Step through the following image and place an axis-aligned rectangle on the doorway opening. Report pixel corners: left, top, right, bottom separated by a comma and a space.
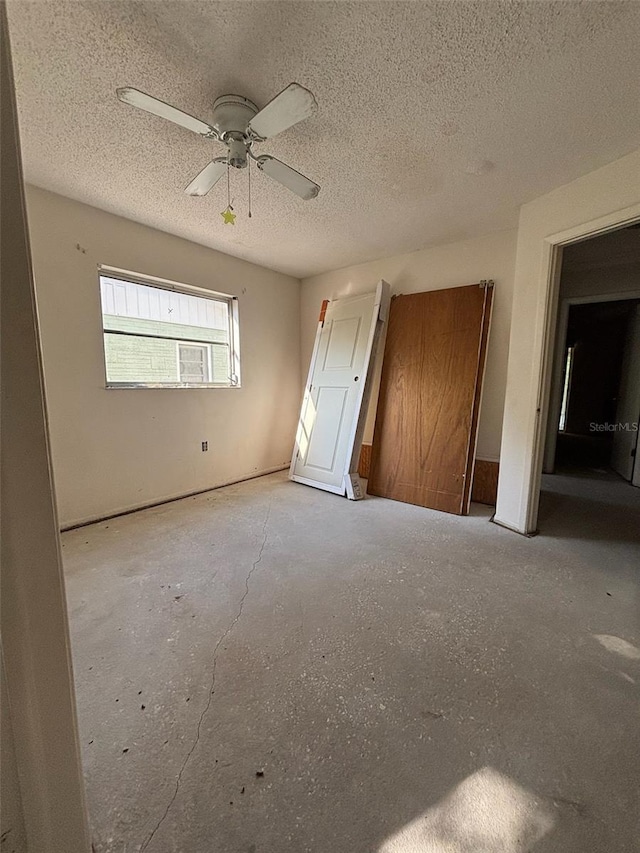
539, 225, 640, 530
553, 299, 640, 476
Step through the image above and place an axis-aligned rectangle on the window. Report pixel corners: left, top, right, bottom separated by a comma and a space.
99, 269, 239, 387
558, 345, 574, 432
178, 343, 209, 383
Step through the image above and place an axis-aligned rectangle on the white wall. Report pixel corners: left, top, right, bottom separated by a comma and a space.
496, 148, 640, 534
301, 229, 517, 463
25, 186, 301, 527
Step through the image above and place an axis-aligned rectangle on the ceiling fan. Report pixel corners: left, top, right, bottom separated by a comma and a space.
116, 83, 320, 202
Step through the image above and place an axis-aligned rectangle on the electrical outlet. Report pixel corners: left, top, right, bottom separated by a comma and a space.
201, 441, 208, 452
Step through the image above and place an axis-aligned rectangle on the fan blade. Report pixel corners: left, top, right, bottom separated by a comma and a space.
184, 159, 227, 196
256, 156, 320, 200
248, 82, 316, 140
117, 87, 216, 137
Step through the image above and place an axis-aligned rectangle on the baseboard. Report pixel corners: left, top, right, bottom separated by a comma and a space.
491, 514, 538, 537
358, 444, 499, 506
60, 464, 290, 531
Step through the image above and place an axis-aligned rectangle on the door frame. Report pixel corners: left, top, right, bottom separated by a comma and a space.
494, 148, 640, 536
508, 207, 640, 534
1, 7, 92, 849
543, 288, 640, 474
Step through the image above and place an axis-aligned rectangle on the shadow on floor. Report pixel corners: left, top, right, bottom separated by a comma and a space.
538, 467, 640, 544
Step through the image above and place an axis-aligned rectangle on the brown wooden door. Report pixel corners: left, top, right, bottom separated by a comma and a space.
368, 283, 493, 515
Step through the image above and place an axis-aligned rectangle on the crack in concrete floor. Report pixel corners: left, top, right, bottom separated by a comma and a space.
65, 471, 639, 853
139, 503, 272, 852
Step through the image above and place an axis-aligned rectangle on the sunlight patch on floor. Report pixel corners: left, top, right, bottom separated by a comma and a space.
594, 634, 640, 660
379, 767, 555, 853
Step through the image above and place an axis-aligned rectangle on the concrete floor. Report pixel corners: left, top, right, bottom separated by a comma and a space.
61, 471, 640, 853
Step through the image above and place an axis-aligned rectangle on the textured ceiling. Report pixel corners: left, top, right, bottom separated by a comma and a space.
7, 1, 640, 278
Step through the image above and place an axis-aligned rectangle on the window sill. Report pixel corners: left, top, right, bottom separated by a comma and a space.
105, 382, 241, 390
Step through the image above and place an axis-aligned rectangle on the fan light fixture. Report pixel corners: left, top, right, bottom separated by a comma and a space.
116, 83, 320, 220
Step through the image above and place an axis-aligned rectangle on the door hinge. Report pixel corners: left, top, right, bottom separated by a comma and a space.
479, 279, 495, 289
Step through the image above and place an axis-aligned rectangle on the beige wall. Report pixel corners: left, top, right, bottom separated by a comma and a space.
25, 186, 301, 527
301, 229, 518, 463
1, 652, 27, 853
496, 147, 640, 534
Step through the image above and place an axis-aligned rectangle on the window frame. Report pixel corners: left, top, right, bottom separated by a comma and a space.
98, 265, 241, 389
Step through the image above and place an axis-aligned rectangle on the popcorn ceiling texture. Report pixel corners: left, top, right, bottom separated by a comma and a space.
7, 0, 640, 278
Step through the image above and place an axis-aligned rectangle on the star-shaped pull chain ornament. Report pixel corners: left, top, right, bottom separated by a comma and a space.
221, 206, 236, 225
220, 161, 238, 224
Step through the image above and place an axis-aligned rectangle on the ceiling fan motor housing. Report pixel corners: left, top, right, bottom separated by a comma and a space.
212, 94, 258, 137
211, 95, 259, 168
225, 135, 248, 169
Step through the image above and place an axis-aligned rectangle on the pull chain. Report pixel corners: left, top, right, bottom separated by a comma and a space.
227, 155, 231, 210
248, 155, 252, 218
